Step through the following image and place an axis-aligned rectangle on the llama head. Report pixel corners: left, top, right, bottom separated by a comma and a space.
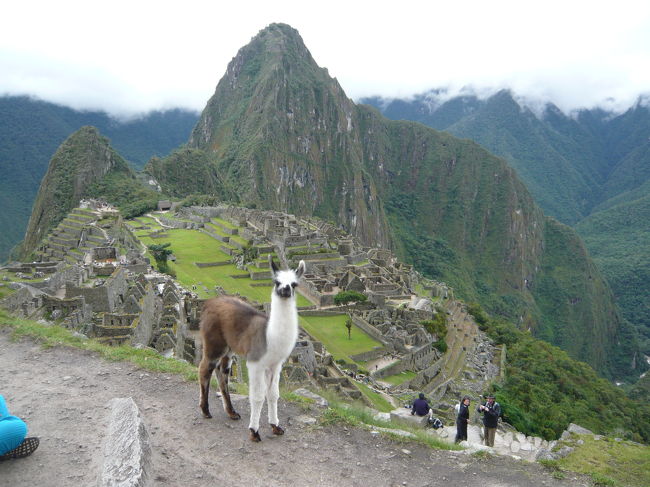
269, 255, 305, 299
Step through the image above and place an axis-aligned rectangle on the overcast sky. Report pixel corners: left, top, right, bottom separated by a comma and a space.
1, 0, 649, 118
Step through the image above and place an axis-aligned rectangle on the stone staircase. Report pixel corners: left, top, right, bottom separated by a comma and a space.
36, 208, 110, 263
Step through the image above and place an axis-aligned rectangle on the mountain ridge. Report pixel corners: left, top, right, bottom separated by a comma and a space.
144, 23, 637, 379
362, 88, 650, 357
0, 95, 198, 261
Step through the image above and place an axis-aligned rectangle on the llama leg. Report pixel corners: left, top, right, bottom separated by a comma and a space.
217, 355, 240, 420
266, 365, 284, 435
198, 357, 216, 418
247, 362, 266, 442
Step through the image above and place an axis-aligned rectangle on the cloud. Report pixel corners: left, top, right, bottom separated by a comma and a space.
1, 0, 649, 116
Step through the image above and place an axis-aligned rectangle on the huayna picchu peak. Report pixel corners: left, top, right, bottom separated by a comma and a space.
20, 127, 132, 258
20, 126, 159, 259
142, 23, 641, 379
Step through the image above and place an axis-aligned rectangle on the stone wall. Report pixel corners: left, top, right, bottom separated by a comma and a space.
0, 286, 44, 316
350, 315, 392, 348
65, 268, 128, 313
30, 264, 88, 294
92, 247, 118, 261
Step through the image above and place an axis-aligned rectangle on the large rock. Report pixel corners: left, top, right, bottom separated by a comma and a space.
390, 407, 429, 428
98, 397, 151, 487
292, 388, 329, 408
567, 423, 594, 435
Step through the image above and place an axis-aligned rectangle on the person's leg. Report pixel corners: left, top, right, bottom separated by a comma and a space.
0, 395, 10, 418
487, 427, 496, 447
0, 416, 28, 455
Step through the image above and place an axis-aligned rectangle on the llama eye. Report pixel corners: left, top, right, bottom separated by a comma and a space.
273, 280, 280, 287
291, 282, 297, 288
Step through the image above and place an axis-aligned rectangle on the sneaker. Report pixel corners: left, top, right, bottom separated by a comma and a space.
0, 437, 40, 460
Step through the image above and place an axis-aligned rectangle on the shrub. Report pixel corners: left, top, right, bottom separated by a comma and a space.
420, 313, 447, 339
433, 339, 448, 353
333, 291, 367, 306
467, 302, 488, 326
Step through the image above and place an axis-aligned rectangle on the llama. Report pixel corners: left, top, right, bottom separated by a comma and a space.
198, 255, 305, 442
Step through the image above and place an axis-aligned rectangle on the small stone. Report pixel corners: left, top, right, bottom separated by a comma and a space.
401, 449, 411, 455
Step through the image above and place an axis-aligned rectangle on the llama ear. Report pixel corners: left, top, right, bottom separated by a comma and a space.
295, 260, 305, 279
269, 254, 279, 275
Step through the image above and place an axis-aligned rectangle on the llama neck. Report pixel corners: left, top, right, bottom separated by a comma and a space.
268, 294, 298, 333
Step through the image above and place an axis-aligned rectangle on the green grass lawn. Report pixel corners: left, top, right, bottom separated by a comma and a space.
133, 226, 310, 305
355, 381, 394, 412
211, 217, 237, 229
205, 222, 250, 246
299, 314, 381, 363
382, 370, 417, 386
555, 435, 650, 487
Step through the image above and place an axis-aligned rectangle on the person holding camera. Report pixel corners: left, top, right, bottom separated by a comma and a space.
477, 394, 500, 447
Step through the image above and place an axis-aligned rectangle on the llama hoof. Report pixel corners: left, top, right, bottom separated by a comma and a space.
228, 411, 241, 420
270, 424, 284, 436
201, 409, 212, 419
249, 428, 262, 442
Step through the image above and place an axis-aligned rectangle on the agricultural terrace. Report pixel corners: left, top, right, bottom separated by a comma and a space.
299, 314, 381, 364
126, 219, 311, 305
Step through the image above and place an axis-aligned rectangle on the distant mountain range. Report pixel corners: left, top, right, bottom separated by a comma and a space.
3, 24, 646, 381
361, 90, 650, 358
0, 95, 198, 260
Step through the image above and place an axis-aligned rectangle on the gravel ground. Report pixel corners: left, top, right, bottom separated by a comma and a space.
0, 329, 592, 487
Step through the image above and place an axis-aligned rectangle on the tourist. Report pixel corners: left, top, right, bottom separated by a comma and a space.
477, 394, 501, 447
0, 394, 39, 460
455, 396, 471, 443
411, 392, 430, 418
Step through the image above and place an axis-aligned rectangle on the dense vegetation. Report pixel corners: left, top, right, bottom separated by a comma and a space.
470, 303, 650, 443
420, 314, 448, 352
85, 171, 159, 219
576, 184, 650, 355
19, 127, 163, 258
364, 90, 650, 361
333, 290, 368, 306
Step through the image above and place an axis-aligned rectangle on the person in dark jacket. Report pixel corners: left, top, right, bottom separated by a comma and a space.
477, 394, 501, 447
455, 396, 471, 443
411, 393, 430, 417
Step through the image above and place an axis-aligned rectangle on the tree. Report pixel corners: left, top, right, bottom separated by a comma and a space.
333, 290, 368, 306
345, 317, 353, 340
148, 243, 173, 273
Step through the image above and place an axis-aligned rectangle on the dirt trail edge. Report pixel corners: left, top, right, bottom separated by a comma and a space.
0, 330, 590, 487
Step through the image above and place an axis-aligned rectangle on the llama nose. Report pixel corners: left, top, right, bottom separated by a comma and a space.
280, 285, 291, 297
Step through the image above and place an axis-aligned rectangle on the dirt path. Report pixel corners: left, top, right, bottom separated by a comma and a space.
0, 330, 591, 487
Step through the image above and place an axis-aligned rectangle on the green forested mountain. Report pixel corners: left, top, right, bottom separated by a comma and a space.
363, 90, 650, 358
19, 126, 158, 258
146, 23, 639, 379
576, 182, 650, 355
0, 96, 198, 261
